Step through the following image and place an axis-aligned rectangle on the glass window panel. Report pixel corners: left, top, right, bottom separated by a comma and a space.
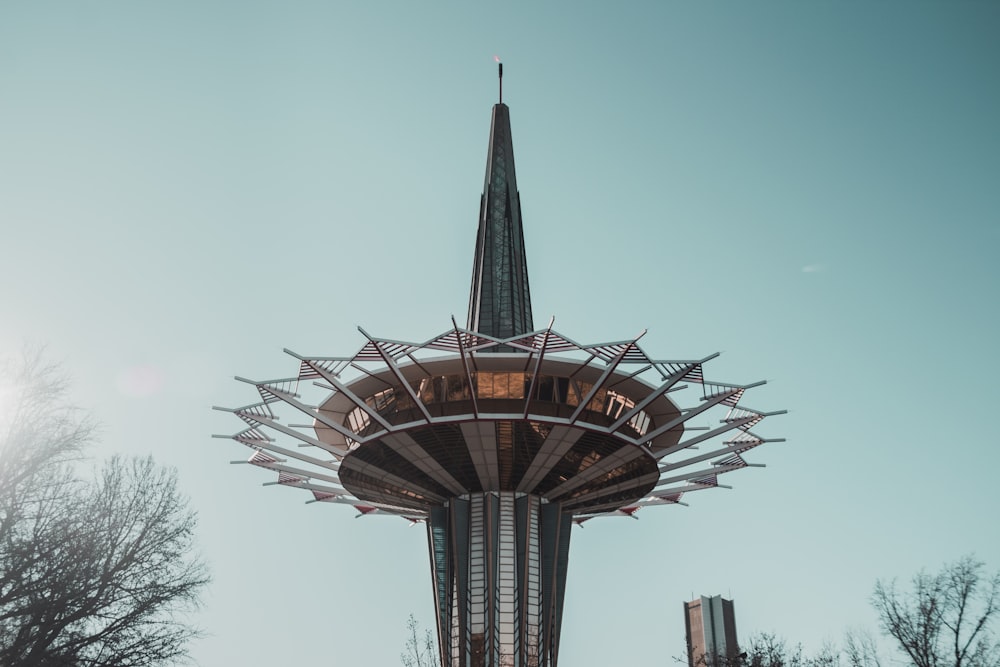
536, 375, 554, 402
418, 378, 434, 404
479, 372, 495, 399
448, 374, 466, 401
509, 373, 526, 399
629, 410, 651, 435
568, 380, 584, 406
587, 387, 608, 413
495, 373, 511, 399
555, 376, 570, 403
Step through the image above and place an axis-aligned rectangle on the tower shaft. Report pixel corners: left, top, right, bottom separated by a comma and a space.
429, 493, 571, 667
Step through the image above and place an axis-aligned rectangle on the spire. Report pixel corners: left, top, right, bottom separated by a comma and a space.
466, 91, 534, 346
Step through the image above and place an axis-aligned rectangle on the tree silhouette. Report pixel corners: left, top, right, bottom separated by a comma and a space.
0, 351, 209, 666
873, 556, 1000, 667
401, 614, 437, 667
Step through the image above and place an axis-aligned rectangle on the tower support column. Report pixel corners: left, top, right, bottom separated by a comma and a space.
428, 492, 572, 667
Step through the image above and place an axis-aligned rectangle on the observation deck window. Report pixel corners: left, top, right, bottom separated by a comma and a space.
343, 371, 654, 438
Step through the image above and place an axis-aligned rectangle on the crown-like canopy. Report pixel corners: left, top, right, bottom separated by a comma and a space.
466, 103, 534, 342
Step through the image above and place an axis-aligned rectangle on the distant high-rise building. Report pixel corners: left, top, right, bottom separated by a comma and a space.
685, 595, 739, 667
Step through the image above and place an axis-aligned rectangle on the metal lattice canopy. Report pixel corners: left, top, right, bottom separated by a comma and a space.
215, 320, 785, 524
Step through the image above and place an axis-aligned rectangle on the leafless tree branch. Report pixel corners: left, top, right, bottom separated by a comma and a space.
0, 352, 209, 666
401, 614, 437, 667
872, 556, 1000, 667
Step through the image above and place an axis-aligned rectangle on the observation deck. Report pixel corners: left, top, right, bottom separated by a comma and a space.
328, 352, 671, 514
225, 323, 777, 524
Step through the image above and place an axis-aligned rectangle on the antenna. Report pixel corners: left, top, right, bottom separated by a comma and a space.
499, 62, 503, 104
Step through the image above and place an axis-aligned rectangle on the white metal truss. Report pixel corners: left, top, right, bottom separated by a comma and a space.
216, 323, 784, 523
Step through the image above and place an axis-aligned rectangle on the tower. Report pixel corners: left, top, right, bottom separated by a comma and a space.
685, 595, 739, 667
218, 68, 783, 667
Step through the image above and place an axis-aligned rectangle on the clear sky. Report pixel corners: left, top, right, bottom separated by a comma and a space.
2, 1, 998, 665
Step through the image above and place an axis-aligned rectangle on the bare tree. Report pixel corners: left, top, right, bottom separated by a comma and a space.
811, 641, 844, 667
843, 628, 883, 667
872, 556, 1000, 667
682, 633, 802, 667
742, 633, 805, 667
686, 632, 863, 667
401, 614, 437, 667
0, 352, 209, 666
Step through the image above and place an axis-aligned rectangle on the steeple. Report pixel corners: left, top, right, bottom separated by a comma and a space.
466, 67, 534, 343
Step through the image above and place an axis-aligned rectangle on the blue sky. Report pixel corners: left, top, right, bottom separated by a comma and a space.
1, 1, 998, 665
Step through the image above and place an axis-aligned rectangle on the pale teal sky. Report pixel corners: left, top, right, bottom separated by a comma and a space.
2, 2, 998, 665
